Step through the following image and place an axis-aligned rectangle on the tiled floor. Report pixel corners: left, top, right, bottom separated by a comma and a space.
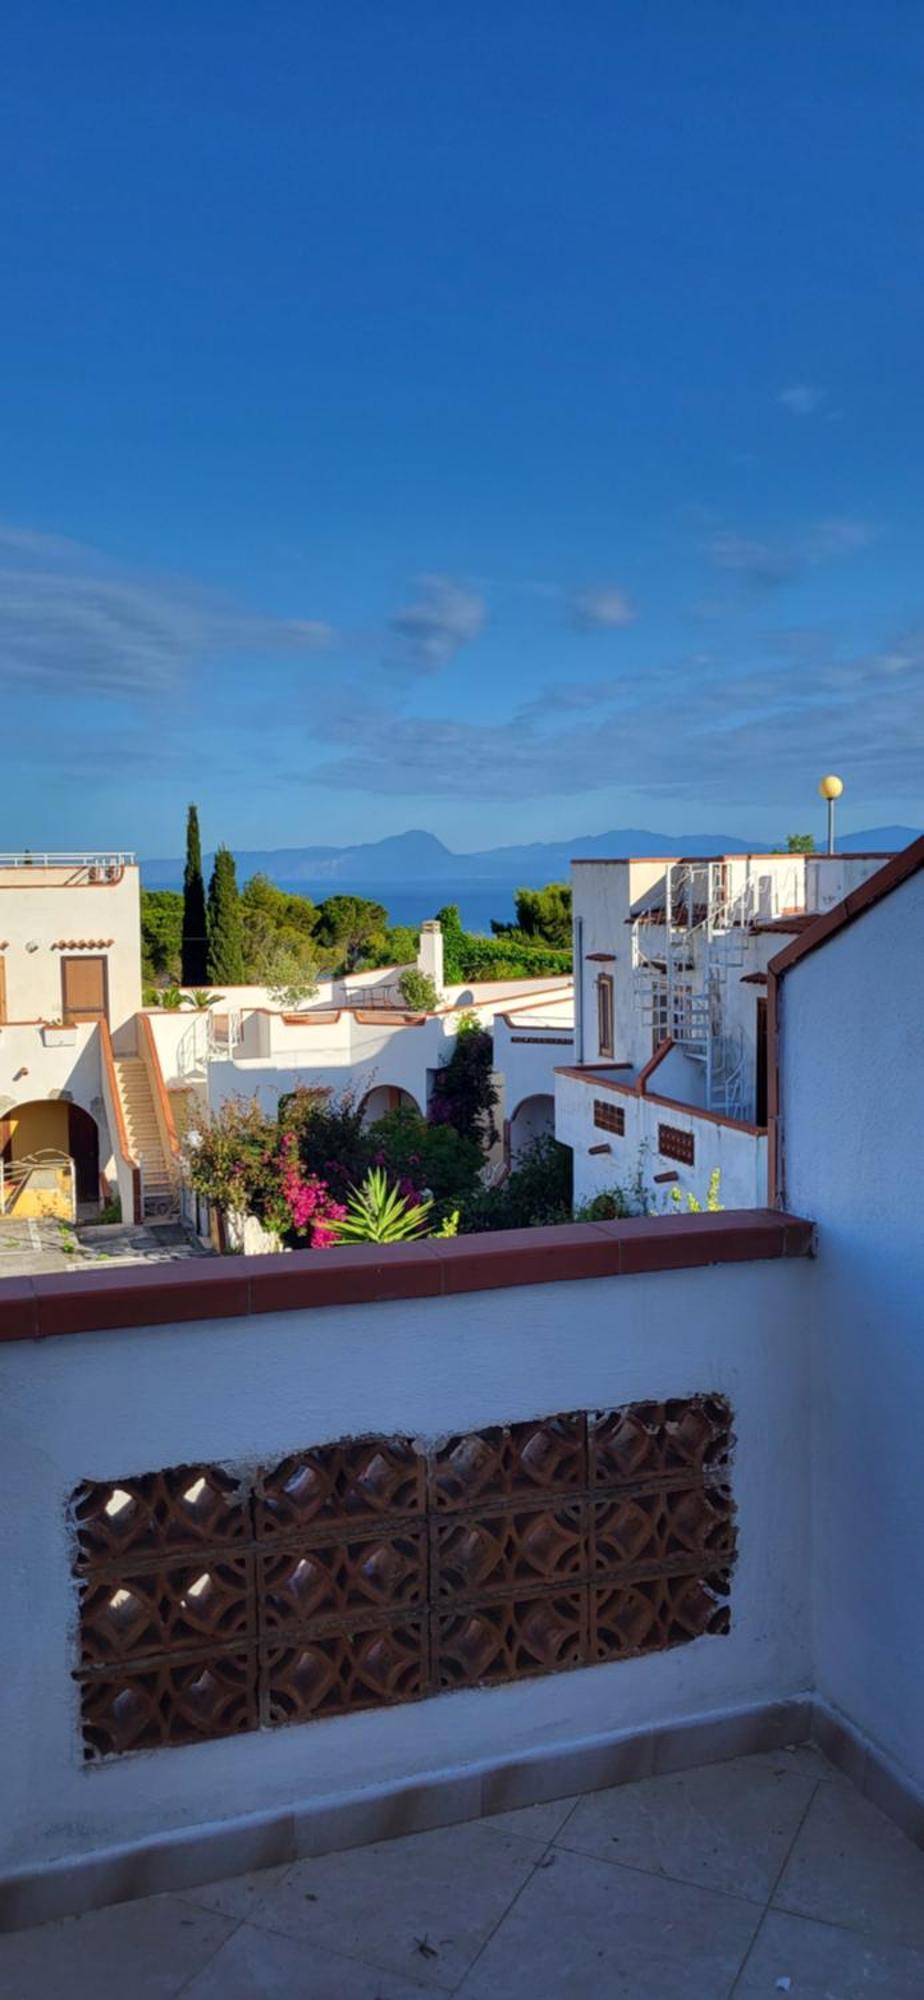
3, 1747, 924, 1998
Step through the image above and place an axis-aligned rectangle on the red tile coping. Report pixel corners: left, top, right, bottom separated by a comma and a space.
555, 1064, 767, 1138
0, 1212, 813, 1344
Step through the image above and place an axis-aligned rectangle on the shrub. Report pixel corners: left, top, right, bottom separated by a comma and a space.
279, 1085, 376, 1203
368, 1105, 482, 1226
460, 1135, 573, 1233
429, 1012, 498, 1147
398, 968, 440, 1012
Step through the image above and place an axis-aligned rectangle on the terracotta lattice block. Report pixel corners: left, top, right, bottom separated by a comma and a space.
591, 1572, 731, 1663
78, 1555, 255, 1665
433, 1503, 585, 1602
437, 1590, 586, 1689
80, 1649, 257, 1758
259, 1529, 426, 1631
71, 1465, 251, 1567
429, 1415, 586, 1512
588, 1396, 732, 1491
591, 1484, 735, 1577
255, 1439, 425, 1538
70, 1394, 736, 1759
263, 1619, 428, 1723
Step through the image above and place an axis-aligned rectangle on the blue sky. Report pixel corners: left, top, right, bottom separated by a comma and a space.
2, 2, 922, 856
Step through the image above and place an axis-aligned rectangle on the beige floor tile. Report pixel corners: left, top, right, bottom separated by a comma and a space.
557, 1751, 818, 1902
0, 1895, 234, 2000
773, 1774, 924, 1948
250, 1817, 546, 1991
183, 1919, 435, 1998
735, 1907, 924, 1997
458, 1842, 760, 1998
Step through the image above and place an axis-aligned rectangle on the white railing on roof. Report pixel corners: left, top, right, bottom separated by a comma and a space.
0, 851, 135, 872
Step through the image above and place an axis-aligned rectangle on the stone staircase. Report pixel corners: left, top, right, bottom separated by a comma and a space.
113, 1056, 177, 1218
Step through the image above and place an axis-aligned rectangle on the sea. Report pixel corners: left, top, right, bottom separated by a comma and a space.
275, 881, 517, 936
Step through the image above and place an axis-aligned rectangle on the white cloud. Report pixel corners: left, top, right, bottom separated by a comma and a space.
778, 384, 827, 416
571, 586, 637, 630
706, 517, 877, 589
388, 574, 486, 672
0, 525, 334, 699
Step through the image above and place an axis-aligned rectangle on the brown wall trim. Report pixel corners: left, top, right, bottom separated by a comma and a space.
555, 1065, 767, 1138
0, 1211, 813, 1345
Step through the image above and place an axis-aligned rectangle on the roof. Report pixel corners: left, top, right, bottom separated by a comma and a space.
768, 836, 924, 979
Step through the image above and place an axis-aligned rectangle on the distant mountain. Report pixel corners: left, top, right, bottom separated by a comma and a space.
141, 823, 922, 892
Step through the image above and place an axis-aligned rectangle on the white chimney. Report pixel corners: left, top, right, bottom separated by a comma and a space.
417, 920, 444, 993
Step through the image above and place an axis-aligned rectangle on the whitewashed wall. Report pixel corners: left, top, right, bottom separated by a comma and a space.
0, 1257, 811, 1874
779, 867, 924, 1794
0, 866, 142, 1029
556, 1072, 766, 1211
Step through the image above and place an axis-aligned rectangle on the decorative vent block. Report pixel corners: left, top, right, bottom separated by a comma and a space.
658, 1123, 696, 1166
593, 1099, 626, 1136
70, 1396, 736, 1758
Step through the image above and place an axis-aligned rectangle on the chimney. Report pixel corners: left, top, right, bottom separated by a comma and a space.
417, 919, 444, 993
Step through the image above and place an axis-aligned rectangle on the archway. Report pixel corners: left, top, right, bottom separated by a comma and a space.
0, 1099, 100, 1212
358, 1084, 418, 1128
508, 1093, 556, 1165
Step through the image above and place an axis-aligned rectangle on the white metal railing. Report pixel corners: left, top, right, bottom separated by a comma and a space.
0, 851, 135, 878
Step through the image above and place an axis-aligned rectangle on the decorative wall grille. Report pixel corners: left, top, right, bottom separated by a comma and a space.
70, 1396, 735, 1758
593, 1099, 626, 1136
658, 1123, 696, 1166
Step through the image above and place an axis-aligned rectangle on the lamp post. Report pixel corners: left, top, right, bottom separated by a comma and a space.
818, 774, 844, 855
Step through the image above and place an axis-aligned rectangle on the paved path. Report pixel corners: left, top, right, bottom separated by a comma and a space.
2, 1746, 923, 1995
0, 1217, 209, 1277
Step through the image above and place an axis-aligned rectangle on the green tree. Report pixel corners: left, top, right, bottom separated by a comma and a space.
141, 888, 183, 984
182, 804, 209, 985
314, 894, 389, 971
207, 845, 244, 983
429, 1012, 498, 1146
493, 882, 572, 948
784, 833, 816, 854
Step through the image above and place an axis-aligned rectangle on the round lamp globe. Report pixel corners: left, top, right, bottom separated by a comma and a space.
818, 774, 844, 800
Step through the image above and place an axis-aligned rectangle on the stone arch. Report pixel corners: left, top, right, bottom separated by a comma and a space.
508, 1092, 556, 1165
358, 1084, 420, 1128
0, 1097, 101, 1208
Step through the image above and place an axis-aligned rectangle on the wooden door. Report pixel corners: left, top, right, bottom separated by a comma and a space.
61, 955, 109, 1025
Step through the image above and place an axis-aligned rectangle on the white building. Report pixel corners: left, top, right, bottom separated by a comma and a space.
558, 849, 896, 1211
0, 855, 573, 1226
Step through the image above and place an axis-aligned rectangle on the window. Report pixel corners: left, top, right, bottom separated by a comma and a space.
596, 974, 614, 1058
658, 1123, 695, 1165
594, 1099, 625, 1135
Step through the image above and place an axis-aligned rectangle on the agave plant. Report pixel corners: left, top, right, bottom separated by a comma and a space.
332, 1167, 458, 1244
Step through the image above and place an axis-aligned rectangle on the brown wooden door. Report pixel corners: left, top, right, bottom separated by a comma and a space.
61, 956, 109, 1025
0, 956, 6, 1022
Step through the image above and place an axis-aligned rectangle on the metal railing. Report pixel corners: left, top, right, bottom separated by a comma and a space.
0, 1149, 76, 1217
0, 851, 135, 868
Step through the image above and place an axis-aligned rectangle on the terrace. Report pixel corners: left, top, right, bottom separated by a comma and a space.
0, 1171, 922, 1994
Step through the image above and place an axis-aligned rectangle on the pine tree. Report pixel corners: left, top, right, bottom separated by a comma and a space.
181, 804, 208, 984
207, 845, 244, 983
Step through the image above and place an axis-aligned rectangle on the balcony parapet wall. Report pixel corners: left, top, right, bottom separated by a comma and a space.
0, 1210, 812, 1343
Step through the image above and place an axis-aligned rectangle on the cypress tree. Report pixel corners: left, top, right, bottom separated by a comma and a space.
207, 845, 244, 983
181, 804, 208, 984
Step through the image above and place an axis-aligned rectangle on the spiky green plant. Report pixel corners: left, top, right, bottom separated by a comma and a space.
331, 1168, 451, 1244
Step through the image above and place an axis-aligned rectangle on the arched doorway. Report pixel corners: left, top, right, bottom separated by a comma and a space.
508, 1093, 556, 1165
0, 1099, 100, 1212
358, 1084, 418, 1128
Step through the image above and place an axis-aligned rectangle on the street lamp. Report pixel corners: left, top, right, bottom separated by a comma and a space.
818, 774, 844, 855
